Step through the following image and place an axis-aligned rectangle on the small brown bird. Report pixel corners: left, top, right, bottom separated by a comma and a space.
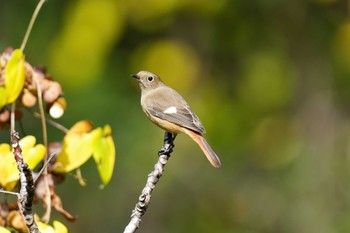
132, 71, 221, 168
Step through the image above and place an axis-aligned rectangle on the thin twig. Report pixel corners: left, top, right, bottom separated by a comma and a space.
33, 111, 69, 133
32, 76, 51, 222
11, 131, 41, 233
33, 78, 48, 159
34, 153, 57, 183
19, 0, 51, 222
20, 0, 46, 51
0, 189, 20, 197
123, 132, 175, 233
10, 103, 16, 133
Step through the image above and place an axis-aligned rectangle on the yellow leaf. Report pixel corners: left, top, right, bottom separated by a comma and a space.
5, 49, 25, 103
0, 143, 10, 153
37, 220, 68, 233
0, 137, 45, 190
25, 144, 46, 169
0, 86, 7, 109
0, 226, 11, 233
54, 120, 95, 173
20, 136, 46, 169
68, 120, 93, 134
19, 135, 37, 151
92, 125, 116, 186
53, 220, 68, 233
38, 222, 55, 233
0, 143, 20, 190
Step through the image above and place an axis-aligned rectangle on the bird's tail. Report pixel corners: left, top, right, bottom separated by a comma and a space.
184, 129, 221, 168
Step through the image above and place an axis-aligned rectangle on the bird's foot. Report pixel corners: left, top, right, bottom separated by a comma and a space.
158, 132, 175, 156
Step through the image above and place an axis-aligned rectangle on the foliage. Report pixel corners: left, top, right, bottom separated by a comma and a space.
0, 3, 116, 231
54, 121, 115, 187
0, 135, 45, 190
2, 0, 350, 232
0, 46, 116, 231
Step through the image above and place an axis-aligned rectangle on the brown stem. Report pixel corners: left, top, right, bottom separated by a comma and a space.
123, 132, 174, 233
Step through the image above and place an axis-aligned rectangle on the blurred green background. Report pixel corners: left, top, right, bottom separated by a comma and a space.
2, 0, 350, 232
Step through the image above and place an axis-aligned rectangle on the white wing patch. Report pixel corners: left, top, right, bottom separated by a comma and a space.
163, 106, 177, 114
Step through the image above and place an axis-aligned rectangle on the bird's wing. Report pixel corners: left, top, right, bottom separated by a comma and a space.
144, 87, 206, 134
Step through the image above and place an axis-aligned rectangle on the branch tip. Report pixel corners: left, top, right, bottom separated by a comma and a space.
123, 131, 175, 233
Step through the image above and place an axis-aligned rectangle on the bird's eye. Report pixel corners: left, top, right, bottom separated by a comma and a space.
147, 76, 154, 82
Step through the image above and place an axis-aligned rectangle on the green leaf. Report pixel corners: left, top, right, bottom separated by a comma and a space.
5, 49, 25, 103
92, 125, 115, 187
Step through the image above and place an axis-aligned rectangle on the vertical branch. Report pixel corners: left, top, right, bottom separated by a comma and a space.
32, 78, 48, 159
20, 0, 46, 51
123, 132, 175, 233
11, 131, 41, 233
33, 76, 51, 223
11, 0, 46, 137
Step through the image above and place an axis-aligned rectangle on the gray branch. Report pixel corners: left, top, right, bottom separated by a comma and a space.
123, 132, 175, 233
11, 131, 41, 233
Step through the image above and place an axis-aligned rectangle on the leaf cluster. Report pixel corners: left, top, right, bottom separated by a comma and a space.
0, 34, 116, 233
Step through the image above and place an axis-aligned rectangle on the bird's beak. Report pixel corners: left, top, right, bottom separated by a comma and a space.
131, 74, 139, 80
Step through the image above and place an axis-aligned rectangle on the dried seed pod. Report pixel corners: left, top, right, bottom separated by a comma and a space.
21, 90, 37, 107
7, 211, 27, 232
0, 108, 10, 122
49, 97, 66, 119
38, 76, 50, 92
44, 81, 62, 103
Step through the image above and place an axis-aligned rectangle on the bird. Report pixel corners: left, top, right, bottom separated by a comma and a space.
132, 70, 221, 168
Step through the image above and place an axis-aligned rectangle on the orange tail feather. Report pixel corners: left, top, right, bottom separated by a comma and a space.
184, 129, 221, 168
